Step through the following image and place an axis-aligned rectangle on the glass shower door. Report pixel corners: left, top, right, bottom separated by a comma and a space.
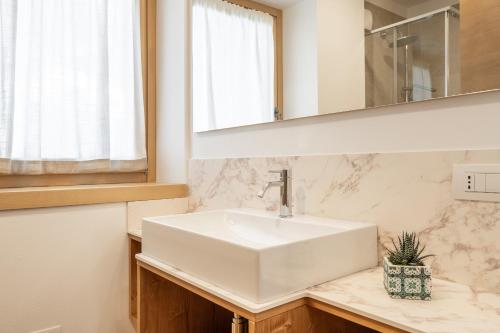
365, 8, 460, 108
365, 29, 396, 108
395, 13, 446, 103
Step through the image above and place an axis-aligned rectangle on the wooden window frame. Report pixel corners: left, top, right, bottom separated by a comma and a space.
222, 0, 284, 120
0, 0, 157, 189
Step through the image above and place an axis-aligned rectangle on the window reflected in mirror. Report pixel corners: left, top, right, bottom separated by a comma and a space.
192, 0, 282, 132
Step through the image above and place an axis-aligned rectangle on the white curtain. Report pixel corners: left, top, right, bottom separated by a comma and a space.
0, 0, 146, 175
192, 0, 275, 132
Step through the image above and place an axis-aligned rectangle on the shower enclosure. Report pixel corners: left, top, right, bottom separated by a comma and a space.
365, 6, 460, 108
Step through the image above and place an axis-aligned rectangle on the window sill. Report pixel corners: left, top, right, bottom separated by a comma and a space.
0, 183, 188, 211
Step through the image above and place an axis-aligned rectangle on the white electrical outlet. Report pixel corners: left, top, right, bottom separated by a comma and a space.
453, 164, 500, 202
464, 172, 474, 192
31, 326, 61, 333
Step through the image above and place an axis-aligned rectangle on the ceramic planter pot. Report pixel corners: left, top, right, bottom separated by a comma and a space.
383, 257, 432, 300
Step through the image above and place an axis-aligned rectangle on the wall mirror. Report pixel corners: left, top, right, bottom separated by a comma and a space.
191, 0, 500, 132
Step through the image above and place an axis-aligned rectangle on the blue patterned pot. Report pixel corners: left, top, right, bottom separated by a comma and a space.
383, 257, 432, 300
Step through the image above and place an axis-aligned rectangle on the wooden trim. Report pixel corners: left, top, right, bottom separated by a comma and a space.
0, 172, 147, 189
0, 1, 157, 189
0, 183, 188, 211
223, 0, 281, 17
129, 237, 142, 330
141, 0, 148, 104
254, 298, 306, 322
274, 13, 283, 120
144, 0, 157, 182
307, 299, 408, 333
137, 260, 143, 333
248, 305, 379, 333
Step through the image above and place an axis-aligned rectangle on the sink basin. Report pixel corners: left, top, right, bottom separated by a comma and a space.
142, 209, 377, 303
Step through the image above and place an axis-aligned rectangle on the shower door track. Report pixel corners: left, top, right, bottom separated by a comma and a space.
367, 5, 459, 35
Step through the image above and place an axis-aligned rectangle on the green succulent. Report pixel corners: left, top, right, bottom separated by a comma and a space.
387, 232, 434, 266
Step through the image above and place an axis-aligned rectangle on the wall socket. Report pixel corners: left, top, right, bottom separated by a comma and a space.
31, 326, 61, 333
464, 173, 475, 192
453, 164, 500, 202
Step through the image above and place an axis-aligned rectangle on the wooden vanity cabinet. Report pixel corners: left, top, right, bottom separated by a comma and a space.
129, 234, 142, 327
129, 235, 406, 333
138, 264, 234, 332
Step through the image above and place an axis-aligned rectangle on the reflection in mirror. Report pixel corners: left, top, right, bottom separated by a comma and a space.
192, 0, 500, 132
192, 0, 282, 132
365, 1, 460, 108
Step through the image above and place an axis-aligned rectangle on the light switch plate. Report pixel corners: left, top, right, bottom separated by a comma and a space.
474, 173, 487, 192
453, 164, 500, 202
486, 174, 500, 193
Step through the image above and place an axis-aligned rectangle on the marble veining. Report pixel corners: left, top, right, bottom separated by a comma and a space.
189, 150, 500, 293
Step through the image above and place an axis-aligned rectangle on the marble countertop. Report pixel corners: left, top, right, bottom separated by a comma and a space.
128, 229, 142, 239
309, 268, 500, 333
137, 254, 500, 333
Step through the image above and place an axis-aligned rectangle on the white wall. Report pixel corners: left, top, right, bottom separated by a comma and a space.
127, 198, 189, 231
365, 0, 408, 18
192, 90, 500, 159
156, 0, 190, 183
283, 0, 365, 119
316, 0, 365, 114
0, 204, 134, 333
283, 0, 318, 119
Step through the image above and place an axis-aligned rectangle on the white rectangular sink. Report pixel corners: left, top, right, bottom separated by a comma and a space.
142, 209, 377, 303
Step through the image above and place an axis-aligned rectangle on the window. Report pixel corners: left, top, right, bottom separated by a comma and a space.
0, 0, 157, 188
192, 0, 283, 132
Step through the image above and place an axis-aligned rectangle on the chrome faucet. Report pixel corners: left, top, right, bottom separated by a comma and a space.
258, 169, 292, 218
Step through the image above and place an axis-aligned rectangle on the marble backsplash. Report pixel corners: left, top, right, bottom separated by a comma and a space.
188, 150, 500, 293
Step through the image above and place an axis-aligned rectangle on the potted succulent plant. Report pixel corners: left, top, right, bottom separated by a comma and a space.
384, 232, 434, 300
